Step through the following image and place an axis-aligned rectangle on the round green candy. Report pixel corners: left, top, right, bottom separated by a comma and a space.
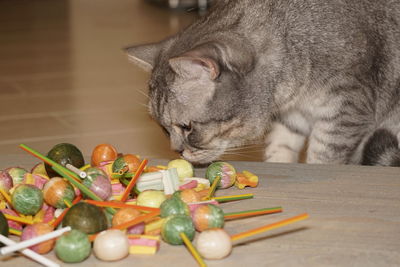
161, 215, 195, 245
62, 202, 108, 234
11, 184, 43, 215
45, 143, 85, 177
205, 162, 236, 189
160, 197, 190, 218
55, 229, 91, 263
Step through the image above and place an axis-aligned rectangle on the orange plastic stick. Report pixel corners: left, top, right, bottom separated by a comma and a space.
224, 207, 283, 220
120, 159, 148, 202
89, 210, 159, 242
230, 213, 309, 241
84, 200, 160, 212
51, 195, 82, 228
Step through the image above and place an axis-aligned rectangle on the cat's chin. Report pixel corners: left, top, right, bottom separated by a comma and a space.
181, 149, 222, 166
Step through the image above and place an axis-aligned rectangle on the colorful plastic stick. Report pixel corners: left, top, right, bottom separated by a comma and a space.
9, 227, 22, 236
65, 163, 87, 179
230, 213, 309, 241
52, 165, 116, 215
205, 176, 221, 200
0, 226, 71, 255
120, 159, 148, 202
0, 234, 59, 267
212, 193, 254, 203
84, 199, 160, 212
180, 232, 207, 267
0, 188, 11, 204
89, 210, 160, 241
19, 144, 80, 182
224, 207, 283, 220
51, 195, 82, 228
4, 214, 34, 225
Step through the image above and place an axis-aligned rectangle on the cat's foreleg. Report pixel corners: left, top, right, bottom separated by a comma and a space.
264, 122, 306, 163
306, 120, 369, 164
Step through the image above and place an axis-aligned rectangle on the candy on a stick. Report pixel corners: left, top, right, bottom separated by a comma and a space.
173, 189, 201, 203
42, 177, 75, 209
112, 208, 145, 235
160, 197, 190, 218
205, 162, 236, 189
112, 154, 141, 174
82, 167, 112, 201
192, 204, 224, 232
136, 190, 166, 208
0, 234, 59, 267
44, 143, 85, 178
3, 167, 27, 186
11, 184, 43, 215
52, 165, 116, 215
21, 222, 55, 254
0, 226, 71, 256
55, 229, 91, 263
161, 215, 195, 245
62, 202, 108, 235
93, 229, 129, 261
196, 228, 232, 260
0, 170, 13, 199
167, 159, 194, 181
91, 144, 118, 167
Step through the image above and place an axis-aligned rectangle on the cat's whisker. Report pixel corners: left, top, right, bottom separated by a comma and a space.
136, 88, 150, 99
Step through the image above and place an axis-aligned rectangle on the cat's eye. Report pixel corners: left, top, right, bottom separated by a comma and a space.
179, 123, 192, 132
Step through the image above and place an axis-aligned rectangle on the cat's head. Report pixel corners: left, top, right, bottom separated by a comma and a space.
125, 39, 265, 164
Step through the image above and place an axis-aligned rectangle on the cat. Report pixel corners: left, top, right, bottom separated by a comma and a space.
125, 0, 400, 166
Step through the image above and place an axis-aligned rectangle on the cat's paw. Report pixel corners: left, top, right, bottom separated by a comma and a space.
264, 147, 299, 163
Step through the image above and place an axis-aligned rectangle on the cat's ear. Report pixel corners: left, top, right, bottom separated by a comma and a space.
168, 56, 220, 80
124, 39, 171, 71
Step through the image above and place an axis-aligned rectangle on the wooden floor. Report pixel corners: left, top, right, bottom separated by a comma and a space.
0, 0, 264, 161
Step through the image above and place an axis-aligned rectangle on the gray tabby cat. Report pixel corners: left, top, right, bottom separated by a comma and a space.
126, 0, 400, 166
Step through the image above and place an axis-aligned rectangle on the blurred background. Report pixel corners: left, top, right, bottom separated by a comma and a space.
0, 0, 264, 161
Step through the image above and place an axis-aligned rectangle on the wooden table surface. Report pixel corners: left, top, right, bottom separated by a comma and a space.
1, 155, 399, 267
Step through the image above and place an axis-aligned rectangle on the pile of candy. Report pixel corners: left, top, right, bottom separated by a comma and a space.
0, 143, 308, 267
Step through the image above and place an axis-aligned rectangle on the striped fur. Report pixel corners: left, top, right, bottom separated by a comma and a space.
126, 0, 400, 165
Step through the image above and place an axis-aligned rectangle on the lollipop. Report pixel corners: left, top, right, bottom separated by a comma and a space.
192, 204, 224, 232
160, 197, 190, 218
167, 159, 194, 180
0, 209, 23, 231
161, 215, 195, 245
62, 202, 108, 234
11, 184, 43, 215
44, 143, 85, 178
205, 162, 236, 189
0, 170, 13, 200
136, 190, 166, 208
3, 167, 28, 186
196, 228, 232, 259
173, 189, 201, 204
112, 154, 141, 174
55, 229, 91, 263
42, 177, 75, 208
21, 222, 55, 254
112, 207, 145, 234
93, 229, 129, 261
91, 144, 118, 167
82, 167, 112, 201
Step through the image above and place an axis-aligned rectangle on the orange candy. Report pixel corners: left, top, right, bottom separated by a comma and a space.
180, 189, 201, 203
123, 154, 141, 173
21, 222, 55, 254
91, 144, 118, 166
112, 207, 141, 227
